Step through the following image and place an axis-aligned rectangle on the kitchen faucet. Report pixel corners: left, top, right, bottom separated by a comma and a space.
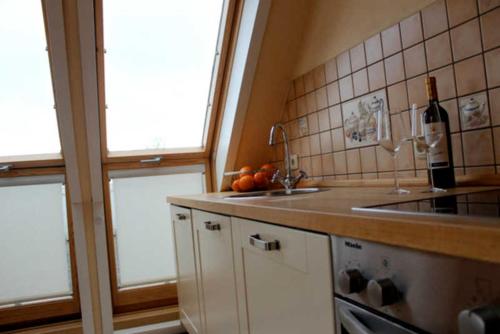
268, 123, 308, 193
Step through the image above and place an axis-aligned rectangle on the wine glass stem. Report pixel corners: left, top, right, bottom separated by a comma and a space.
393, 154, 400, 190
427, 151, 435, 191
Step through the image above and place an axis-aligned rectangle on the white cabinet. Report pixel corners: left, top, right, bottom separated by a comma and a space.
192, 210, 240, 334
171, 206, 335, 334
171, 206, 203, 334
231, 217, 335, 334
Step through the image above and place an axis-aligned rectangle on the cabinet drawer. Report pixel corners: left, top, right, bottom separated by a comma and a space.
233, 217, 308, 273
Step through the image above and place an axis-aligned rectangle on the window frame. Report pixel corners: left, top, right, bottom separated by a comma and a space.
95, 0, 241, 313
95, 0, 238, 164
102, 160, 212, 313
0, 168, 80, 331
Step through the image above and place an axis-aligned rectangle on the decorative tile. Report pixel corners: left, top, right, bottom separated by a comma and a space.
465, 166, 496, 175
481, 7, 500, 50
315, 87, 328, 110
454, 55, 487, 96
350, 43, 366, 72
329, 105, 343, 128
348, 173, 362, 180
318, 109, 330, 132
333, 151, 347, 174
365, 34, 383, 65
489, 88, 500, 125
400, 13, 423, 48
346, 149, 362, 173
342, 89, 386, 149
353, 69, 369, 97
287, 100, 297, 120
403, 43, 427, 78
337, 51, 351, 78
478, 0, 500, 13
299, 156, 312, 174
462, 129, 495, 165
385, 52, 405, 85
307, 113, 319, 134
327, 82, 341, 106
388, 81, 409, 113
325, 57, 338, 83
485, 48, 500, 88
339, 75, 354, 101
376, 145, 395, 171
459, 92, 490, 130
446, 0, 478, 27
331, 128, 345, 152
382, 24, 402, 57
429, 65, 456, 101
367, 61, 386, 91
304, 70, 315, 93
298, 116, 309, 136
421, 0, 448, 39
407, 74, 428, 108
360, 146, 377, 173
291, 138, 300, 156
362, 172, 378, 179
320, 130, 333, 153
425, 31, 452, 71
450, 19, 482, 62
313, 65, 326, 89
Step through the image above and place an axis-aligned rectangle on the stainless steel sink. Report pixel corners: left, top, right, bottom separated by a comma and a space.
225, 188, 325, 199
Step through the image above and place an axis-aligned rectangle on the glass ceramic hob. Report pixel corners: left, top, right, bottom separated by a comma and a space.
353, 189, 500, 219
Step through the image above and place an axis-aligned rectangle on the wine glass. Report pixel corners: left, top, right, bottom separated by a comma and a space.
377, 108, 411, 194
410, 104, 446, 193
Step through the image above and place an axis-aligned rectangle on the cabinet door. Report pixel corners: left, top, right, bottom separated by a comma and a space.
193, 210, 240, 334
232, 217, 335, 334
171, 206, 203, 334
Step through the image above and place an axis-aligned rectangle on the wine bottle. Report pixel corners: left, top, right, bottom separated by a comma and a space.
423, 77, 456, 188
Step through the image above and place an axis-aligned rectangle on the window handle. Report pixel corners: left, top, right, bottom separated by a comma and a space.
0, 164, 12, 172
140, 157, 162, 164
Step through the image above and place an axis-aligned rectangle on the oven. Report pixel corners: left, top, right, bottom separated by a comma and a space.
331, 235, 500, 334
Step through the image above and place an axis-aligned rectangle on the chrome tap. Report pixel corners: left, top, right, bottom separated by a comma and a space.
268, 123, 308, 193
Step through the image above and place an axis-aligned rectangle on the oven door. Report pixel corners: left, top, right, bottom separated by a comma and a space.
335, 298, 419, 334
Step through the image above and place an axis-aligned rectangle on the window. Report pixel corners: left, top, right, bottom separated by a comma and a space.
0, 1, 79, 330
0, 0, 61, 160
96, 0, 237, 313
102, 0, 226, 153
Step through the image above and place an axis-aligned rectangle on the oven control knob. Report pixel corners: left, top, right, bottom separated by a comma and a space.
367, 278, 400, 307
338, 269, 367, 294
458, 305, 500, 334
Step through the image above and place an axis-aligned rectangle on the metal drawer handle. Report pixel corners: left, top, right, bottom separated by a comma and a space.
204, 221, 221, 231
0, 164, 12, 172
249, 234, 280, 251
176, 213, 187, 220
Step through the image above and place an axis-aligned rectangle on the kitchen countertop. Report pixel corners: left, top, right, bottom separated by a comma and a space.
167, 186, 500, 264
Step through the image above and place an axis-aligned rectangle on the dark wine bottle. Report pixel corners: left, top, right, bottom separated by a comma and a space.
423, 77, 456, 189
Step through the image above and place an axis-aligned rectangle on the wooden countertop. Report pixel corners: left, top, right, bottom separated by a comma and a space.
167, 186, 500, 264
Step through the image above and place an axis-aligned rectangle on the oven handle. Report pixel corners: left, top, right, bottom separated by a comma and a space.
339, 307, 374, 334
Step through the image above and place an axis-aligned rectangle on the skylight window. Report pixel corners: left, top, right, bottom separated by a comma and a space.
103, 0, 225, 152
0, 0, 61, 158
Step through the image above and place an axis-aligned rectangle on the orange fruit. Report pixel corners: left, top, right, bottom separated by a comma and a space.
232, 179, 241, 192
260, 163, 275, 179
254, 172, 269, 189
239, 165, 254, 178
238, 175, 255, 192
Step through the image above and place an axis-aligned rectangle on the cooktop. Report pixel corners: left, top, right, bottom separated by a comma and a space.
353, 189, 500, 219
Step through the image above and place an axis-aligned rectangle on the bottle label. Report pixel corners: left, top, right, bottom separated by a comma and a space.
424, 122, 449, 169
